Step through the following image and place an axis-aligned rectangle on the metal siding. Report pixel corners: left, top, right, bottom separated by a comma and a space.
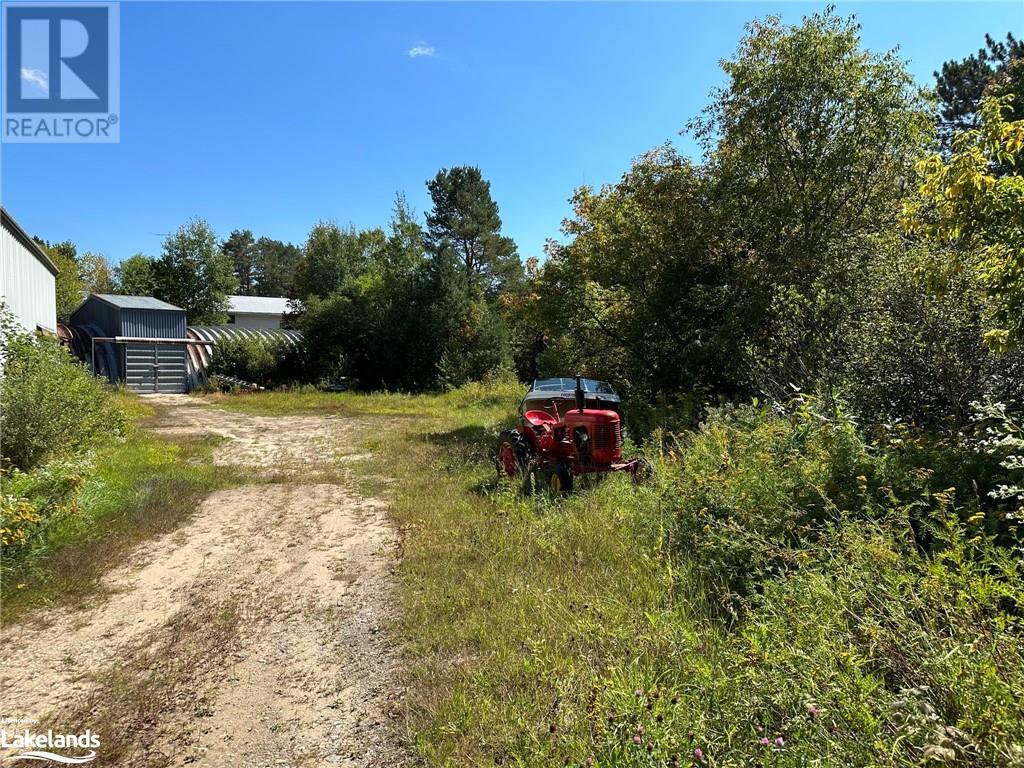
229, 312, 282, 330
1, 220, 57, 332
69, 296, 120, 336
119, 307, 187, 338
69, 296, 189, 390
124, 344, 155, 391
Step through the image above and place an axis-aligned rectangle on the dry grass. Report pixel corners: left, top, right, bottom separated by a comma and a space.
59, 596, 243, 767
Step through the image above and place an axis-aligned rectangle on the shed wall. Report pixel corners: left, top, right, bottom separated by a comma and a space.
69, 297, 120, 336
1, 221, 57, 333
120, 307, 187, 337
229, 312, 282, 330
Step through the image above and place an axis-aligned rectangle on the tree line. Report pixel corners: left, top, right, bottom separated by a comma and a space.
45, 13, 1023, 433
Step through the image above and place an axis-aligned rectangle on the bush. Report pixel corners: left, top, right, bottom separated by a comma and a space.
842, 258, 1024, 432
208, 336, 306, 388
660, 396, 1017, 614
663, 398, 877, 613
1, 458, 86, 550
1, 319, 126, 472
1, 311, 128, 575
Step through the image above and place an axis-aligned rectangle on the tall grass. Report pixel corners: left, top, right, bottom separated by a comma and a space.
226, 382, 1024, 767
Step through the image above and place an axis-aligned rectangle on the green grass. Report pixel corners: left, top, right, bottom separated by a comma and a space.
1, 394, 239, 620
214, 383, 1024, 768
201, 376, 523, 419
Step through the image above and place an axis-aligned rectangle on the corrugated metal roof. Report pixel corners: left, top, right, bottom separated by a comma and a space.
185, 325, 304, 385
227, 295, 291, 315
92, 294, 185, 311
188, 325, 303, 345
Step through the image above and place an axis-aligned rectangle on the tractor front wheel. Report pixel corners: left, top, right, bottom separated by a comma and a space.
631, 458, 654, 484
544, 462, 574, 495
495, 429, 533, 478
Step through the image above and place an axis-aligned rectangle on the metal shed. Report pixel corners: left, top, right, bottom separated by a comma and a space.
69, 294, 192, 393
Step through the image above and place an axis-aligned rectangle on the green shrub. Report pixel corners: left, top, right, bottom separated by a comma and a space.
1, 458, 86, 551
717, 513, 1024, 767
1, 320, 126, 472
663, 398, 877, 613
208, 336, 306, 388
1, 312, 129, 578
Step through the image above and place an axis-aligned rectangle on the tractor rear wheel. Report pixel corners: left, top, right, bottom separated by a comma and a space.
495, 429, 533, 478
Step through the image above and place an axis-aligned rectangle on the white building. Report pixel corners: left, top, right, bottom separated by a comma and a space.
1, 207, 58, 334
226, 295, 291, 330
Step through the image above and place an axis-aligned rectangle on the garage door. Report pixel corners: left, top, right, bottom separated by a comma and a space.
124, 343, 188, 393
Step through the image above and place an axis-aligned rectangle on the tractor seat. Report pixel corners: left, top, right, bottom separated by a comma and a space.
524, 410, 558, 427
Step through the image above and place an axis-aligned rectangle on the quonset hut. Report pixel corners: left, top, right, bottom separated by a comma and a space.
185, 324, 304, 389
68, 294, 192, 393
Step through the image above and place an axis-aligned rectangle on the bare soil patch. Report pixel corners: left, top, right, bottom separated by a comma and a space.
0, 396, 407, 768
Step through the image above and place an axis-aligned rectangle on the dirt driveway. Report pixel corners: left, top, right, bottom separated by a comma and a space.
0, 396, 407, 767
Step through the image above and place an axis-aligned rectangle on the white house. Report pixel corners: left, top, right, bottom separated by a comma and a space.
226, 295, 291, 330
1, 207, 58, 334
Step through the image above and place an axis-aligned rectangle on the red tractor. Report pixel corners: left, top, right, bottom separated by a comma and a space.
495, 376, 651, 493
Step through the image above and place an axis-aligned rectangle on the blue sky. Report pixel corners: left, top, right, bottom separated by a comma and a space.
2, 1, 1022, 265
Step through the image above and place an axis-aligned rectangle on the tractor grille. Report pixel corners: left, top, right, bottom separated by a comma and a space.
594, 422, 622, 451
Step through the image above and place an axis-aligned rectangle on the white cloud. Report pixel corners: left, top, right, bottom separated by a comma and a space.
21, 67, 47, 91
407, 42, 435, 59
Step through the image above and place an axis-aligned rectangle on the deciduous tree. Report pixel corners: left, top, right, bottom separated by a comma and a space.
903, 95, 1024, 351
152, 219, 237, 324
114, 254, 156, 296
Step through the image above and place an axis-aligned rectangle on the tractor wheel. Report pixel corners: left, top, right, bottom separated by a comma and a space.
495, 429, 533, 479
631, 458, 654, 485
545, 462, 574, 495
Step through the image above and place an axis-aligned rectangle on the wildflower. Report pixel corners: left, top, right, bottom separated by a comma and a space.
635, 688, 644, 697
693, 747, 704, 761
755, 724, 763, 733
636, 725, 646, 736
775, 737, 785, 747
633, 735, 642, 745
807, 705, 818, 719
585, 758, 594, 767
759, 738, 770, 746
687, 730, 694, 740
